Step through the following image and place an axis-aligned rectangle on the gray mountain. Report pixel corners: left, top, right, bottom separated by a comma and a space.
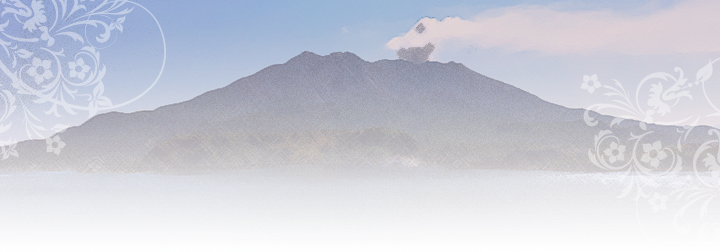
2, 52, 714, 173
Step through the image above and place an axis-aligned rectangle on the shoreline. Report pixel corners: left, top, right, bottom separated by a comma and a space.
0, 127, 707, 175
0, 164, 696, 176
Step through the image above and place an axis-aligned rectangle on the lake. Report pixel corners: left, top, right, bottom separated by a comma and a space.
1, 167, 717, 251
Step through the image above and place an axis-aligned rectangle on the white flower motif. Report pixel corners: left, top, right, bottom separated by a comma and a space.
109, 16, 125, 32
641, 140, 667, 168
648, 192, 668, 212
581, 74, 601, 94
603, 141, 626, 164
0, 0, 163, 161
39, 26, 55, 47
46, 135, 66, 155
69, 58, 91, 80
1, 143, 18, 159
26, 57, 53, 84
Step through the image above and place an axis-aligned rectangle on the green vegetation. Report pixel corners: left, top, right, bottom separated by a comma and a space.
138, 127, 419, 170
130, 125, 595, 172
411, 140, 590, 170
8, 127, 704, 174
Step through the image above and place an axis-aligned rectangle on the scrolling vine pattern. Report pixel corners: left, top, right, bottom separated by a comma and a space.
583, 59, 720, 238
0, 0, 164, 158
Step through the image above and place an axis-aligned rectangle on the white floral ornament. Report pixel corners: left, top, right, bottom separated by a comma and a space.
109, 16, 126, 32
1, 143, 18, 160
648, 192, 668, 212
603, 141, 626, 164
46, 135, 66, 155
39, 26, 55, 47
583, 59, 720, 235
0, 0, 165, 161
69, 58, 91, 80
641, 140, 667, 168
26, 57, 54, 84
581, 74, 601, 94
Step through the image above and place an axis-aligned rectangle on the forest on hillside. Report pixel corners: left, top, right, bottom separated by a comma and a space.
3, 127, 716, 174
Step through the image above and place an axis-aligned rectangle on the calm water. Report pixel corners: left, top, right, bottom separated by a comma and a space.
0, 167, 717, 251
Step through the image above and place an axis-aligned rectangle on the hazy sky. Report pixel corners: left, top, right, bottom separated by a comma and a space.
3, 0, 720, 142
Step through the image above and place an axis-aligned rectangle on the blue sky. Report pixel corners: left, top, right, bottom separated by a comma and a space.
3, 0, 720, 142
124, 0, 690, 112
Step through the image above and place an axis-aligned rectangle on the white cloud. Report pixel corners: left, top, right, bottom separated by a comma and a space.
387, 0, 720, 55
341, 26, 349, 34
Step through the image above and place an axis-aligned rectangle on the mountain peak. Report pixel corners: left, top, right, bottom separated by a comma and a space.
327, 51, 362, 60
286, 51, 321, 63
3, 50, 626, 173
286, 51, 365, 65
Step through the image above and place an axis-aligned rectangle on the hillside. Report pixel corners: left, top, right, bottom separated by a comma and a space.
1, 51, 712, 173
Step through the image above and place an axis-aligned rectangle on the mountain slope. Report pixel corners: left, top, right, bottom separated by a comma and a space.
2, 51, 711, 173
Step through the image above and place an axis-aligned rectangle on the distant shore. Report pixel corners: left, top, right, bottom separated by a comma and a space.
1, 127, 708, 174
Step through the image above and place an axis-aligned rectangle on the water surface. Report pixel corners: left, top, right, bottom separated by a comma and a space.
0, 167, 716, 251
